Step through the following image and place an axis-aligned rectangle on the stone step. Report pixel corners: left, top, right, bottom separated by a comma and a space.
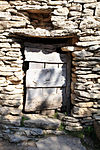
23, 114, 61, 130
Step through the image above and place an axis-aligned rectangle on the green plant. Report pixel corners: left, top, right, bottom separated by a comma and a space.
64, 112, 68, 116
20, 116, 29, 126
53, 112, 58, 119
65, 130, 84, 139
58, 123, 65, 131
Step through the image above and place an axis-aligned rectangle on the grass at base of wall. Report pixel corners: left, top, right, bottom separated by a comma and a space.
20, 116, 30, 127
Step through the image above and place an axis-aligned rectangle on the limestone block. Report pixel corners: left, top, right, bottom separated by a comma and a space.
83, 9, 94, 16
0, 67, 21, 72
16, 5, 57, 11
24, 117, 61, 130
3, 85, 15, 92
51, 16, 66, 22
61, 46, 74, 52
80, 16, 100, 29
74, 83, 86, 90
58, 114, 79, 123
0, 72, 13, 76
72, 50, 93, 57
70, 3, 82, 11
27, 1, 40, 5
9, 1, 26, 6
75, 90, 100, 99
75, 102, 93, 108
73, 106, 92, 117
0, 94, 23, 100
88, 45, 100, 51
74, 70, 92, 74
1, 100, 21, 107
0, 51, 5, 56
77, 74, 100, 79
0, 77, 6, 84
51, 29, 80, 36
2, 88, 23, 95
98, 78, 100, 83
0, 43, 11, 48
93, 67, 100, 72
0, 115, 21, 126
0, 1, 10, 11
0, 38, 13, 43
10, 28, 50, 37
0, 21, 27, 29
65, 126, 82, 131
0, 106, 21, 115
64, 122, 81, 127
69, 11, 82, 16
95, 3, 100, 17
52, 7, 69, 16
6, 51, 22, 58
48, 1, 67, 6
74, 0, 96, 3
11, 43, 21, 48
95, 51, 100, 57
11, 16, 30, 24
79, 36, 100, 42
94, 114, 100, 121
0, 12, 11, 21
84, 3, 96, 8
90, 108, 100, 114
76, 41, 100, 47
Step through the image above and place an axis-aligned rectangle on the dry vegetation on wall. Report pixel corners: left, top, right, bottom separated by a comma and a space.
0, 0, 100, 142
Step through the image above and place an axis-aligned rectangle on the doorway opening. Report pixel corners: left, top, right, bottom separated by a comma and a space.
23, 37, 72, 115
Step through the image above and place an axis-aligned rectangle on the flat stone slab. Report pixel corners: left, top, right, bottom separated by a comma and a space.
0, 135, 89, 150
24, 114, 61, 130
36, 135, 86, 150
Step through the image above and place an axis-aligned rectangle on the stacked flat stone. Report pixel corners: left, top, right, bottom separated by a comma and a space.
57, 113, 83, 131
0, 0, 100, 142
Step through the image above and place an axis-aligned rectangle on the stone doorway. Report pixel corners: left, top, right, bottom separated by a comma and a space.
23, 38, 71, 114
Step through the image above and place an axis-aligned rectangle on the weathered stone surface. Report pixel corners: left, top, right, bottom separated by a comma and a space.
0, 106, 21, 115
74, 0, 96, 3
80, 16, 100, 29
65, 126, 82, 131
10, 28, 51, 37
70, 3, 82, 11
0, 100, 21, 107
73, 106, 92, 117
72, 50, 93, 57
83, 9, 94, 16
0, 2, 10, 11
23, 115, 61, 130
61, 46, 74, 52
75, 102, 93, 108
95, 3, 100, 17
64, 121, 81, 127
0, 115, 21, 126
84, 3, 96, 8
0, 0, 100, 141
69, 11, 82, 16
52, 8, 69, 16
79, 36, 100, 42
75, 90, 100, 99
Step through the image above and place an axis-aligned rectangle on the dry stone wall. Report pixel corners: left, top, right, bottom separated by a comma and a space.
0, 0, 100, 142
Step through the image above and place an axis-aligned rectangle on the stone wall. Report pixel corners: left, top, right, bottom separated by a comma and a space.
0, 0, 100, 142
